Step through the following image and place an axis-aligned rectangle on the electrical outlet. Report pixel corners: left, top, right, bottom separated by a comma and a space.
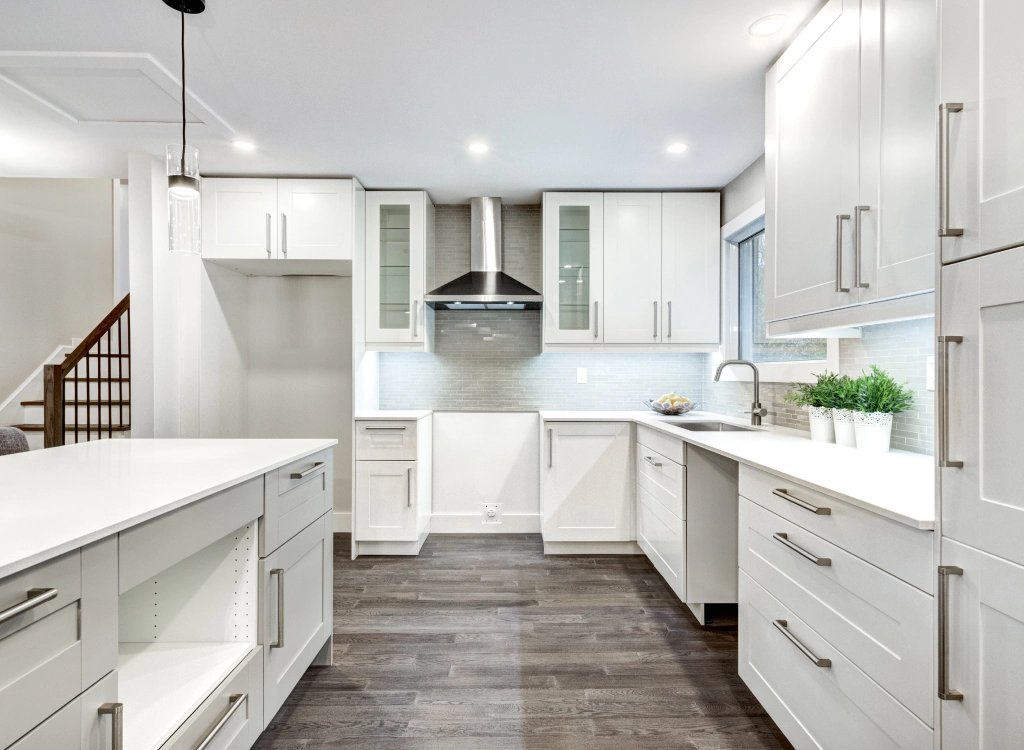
926, 356, 935, 391
483, 503, 501, 524
577, 367, 587, 384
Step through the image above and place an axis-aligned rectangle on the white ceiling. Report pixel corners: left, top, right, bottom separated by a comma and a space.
0, 0, 819, 203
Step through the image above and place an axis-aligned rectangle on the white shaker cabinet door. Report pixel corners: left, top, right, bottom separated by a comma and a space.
661, 192, 720, 344
201, 178, 279, 259
940, 539, 1024, 750
543, 193, 604, 344
355, 461, 418, 542
940, 246, 1024, 565
603, 193, 662, 344
940, 0, 1024, 263
277, 179, 353, 260
765, 0, 862, 322
541, 422, 633, 543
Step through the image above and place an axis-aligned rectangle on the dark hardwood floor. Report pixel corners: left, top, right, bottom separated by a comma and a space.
255, 533, 793, 750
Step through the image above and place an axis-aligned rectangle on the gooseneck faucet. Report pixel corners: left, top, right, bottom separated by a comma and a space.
714, 359, 768, 426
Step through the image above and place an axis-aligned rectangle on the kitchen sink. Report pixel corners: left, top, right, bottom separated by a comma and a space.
666, 421, 757, 432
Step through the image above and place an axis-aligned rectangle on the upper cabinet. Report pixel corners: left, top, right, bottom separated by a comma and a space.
364, 191, 435, 352
939, 0, 1024, 264
277, 179, 354, 260
543, 192, 605, 345
765, 0, 936, 332
202, 178, 280, 259
662, 193, 720, 345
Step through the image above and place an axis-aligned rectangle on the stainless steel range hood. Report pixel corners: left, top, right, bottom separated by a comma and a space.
424, 197, 543, 310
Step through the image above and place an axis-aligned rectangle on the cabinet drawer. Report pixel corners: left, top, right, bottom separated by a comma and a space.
739, 465, 933, 593
740, 498, 933, 724
263, 453, 331, 557
637, 487, 685, 601
637, 424, 684, 465
160, 648, 261, 750
10, 668, 118, 750
739, 572, 932, 750
276, 449, 329, 495
637, 443, 684, 520
356, 421, 417, 460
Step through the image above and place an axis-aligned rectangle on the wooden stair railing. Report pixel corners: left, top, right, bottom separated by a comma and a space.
43, 294, 130, 448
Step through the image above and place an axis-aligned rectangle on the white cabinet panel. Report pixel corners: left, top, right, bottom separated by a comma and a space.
355, 421, 418, 461
543, 193, 604, 344
940, 246, 1024, 565
541, 422, 633, 542
277, 179, 352, 260
355, 461, 418, 542
603, 193, 661, 344
9, 669, 118, 750
637, 487, 685, 601
661, 192, 720, 344
202, 178, 279, 260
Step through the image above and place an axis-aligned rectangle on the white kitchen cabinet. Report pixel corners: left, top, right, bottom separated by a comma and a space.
277, 179, 353, 260
355, 461, 418, 542
661, 192, 720, 345
603, 193, 661, 344
543, 193, 605, 345
939, 538, 1024, 749
202, 179, 279, 259
9, 670, 118, 750
541, 421, 634, 549
365, 191, 434, 351
939, 246, 1024, 567
939, 0, 1024, 263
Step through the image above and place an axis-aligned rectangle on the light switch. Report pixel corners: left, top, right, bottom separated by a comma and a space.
926, 356, 935, 391
577, 368, 587, 384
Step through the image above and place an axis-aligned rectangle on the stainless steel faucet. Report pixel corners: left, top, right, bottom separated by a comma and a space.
714, 359, 769, 426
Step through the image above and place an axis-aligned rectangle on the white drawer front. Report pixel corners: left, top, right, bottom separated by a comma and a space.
637, 487, 685, 601
739, 572, 933, 750
356, 421, 417, 461
10, 669, 117, 750
637, 443, 684, 520
263, 452, 332, 557
740, 498, 933, 724
637, 424, 684, 465
739, 465, 933, 593
276, 449, 329, 496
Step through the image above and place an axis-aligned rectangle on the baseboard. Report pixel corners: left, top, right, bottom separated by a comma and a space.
355, 531, 428, 556
332, 512, 352, 533
428, 513, 541, 534
542, 540, 643, 555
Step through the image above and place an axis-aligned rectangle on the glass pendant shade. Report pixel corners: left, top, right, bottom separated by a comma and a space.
167, 144, 201, 255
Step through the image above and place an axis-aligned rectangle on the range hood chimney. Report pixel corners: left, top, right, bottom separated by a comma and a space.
424, 197, 543, 310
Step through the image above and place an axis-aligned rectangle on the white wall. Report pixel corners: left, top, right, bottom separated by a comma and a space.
0, 178, 113, 402
199, 262, 249, 438
721, 153, 765, 226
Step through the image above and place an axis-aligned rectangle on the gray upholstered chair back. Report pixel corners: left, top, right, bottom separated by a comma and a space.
0, 427, 30, 456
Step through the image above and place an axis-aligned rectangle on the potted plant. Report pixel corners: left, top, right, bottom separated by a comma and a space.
853, 365, 914, 453
785, 371, 841, 443
831, 375, 862, 448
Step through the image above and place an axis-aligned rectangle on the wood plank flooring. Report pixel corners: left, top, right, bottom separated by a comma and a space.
255, 533, 793, 750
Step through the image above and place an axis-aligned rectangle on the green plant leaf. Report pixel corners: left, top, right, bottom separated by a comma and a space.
855, 365, 915, 414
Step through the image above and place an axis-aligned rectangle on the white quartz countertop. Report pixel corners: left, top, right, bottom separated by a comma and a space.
355, 410, 433, 420
540, 410, 934, 530
0, 438, 337, 578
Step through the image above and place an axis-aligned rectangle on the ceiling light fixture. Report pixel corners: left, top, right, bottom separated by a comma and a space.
667, 143, 688, 154
233, 140, 256, 151
749, 15, 786, 36
163, 0, 205, 255
468, 142, 489, 154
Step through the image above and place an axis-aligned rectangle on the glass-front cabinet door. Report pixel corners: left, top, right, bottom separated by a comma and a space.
543, 192, 604, 345
366, 191, 426, 345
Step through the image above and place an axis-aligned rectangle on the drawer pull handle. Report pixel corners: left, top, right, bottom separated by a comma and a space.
938, 336, 964, 468
773, 532, 831, 567
363, 425, 408, 431
642, 455, 663, 467
270, 569, 284, 649
0, 587, 58, 625
98, 702, 123, 750
938, 565, 964, 701
772, 489, 831, 515
196, 693, 247, 750
407, 467, 413, 507
774, 619, 831, 668
290, 461, 324, 479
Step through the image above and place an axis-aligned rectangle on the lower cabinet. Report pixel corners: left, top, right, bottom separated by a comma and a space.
636, 487, 685, 599
355, 461, 418, 542
10, 670, 117, 750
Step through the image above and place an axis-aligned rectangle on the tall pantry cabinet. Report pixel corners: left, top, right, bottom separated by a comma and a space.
937, 1, 1024, 747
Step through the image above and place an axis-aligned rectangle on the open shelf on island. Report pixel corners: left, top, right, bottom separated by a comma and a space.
118, 641, 254, 750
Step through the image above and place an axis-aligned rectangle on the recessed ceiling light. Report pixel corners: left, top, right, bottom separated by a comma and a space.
468, 142, 489, 154
667, 143, 688, 154
749, 15, 786, 36
233, 140, 256, 151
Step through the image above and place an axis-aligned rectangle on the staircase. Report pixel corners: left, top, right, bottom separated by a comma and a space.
1, 295, 131, 449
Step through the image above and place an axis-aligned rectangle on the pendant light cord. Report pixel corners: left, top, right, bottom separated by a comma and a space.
180, 7, 186, 173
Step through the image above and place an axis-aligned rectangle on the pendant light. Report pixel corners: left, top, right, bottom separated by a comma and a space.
164, 0, 205, 255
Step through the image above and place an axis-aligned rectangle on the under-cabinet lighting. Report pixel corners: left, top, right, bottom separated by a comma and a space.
749, 15, 785, 36
667, 143, 688, 154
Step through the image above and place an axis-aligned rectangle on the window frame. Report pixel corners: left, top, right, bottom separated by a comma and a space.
715, 199, 838, 384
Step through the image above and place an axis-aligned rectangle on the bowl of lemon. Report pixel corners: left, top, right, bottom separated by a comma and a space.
642, 393, 697, 416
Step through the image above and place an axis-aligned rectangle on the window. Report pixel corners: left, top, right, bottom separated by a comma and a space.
736, 229, 826, 363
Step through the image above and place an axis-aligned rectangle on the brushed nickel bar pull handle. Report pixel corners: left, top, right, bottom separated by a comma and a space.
836, 214, 851, 292
642, 455, 662, 467
407, 467, 413, 507
265, 213, 271, 257
653, 301, 658, 339
773, 532, 831, 566
774, 620, 831, 667
667, 301, 672, 338
938, 335, 964, 468
772, 489, 831, 515
363, 425, 407, 430
548, 428, 553, 468
939, 103, 964, 237
938, 565, 964, 700
270, 568, 284, 649
0, 587, 57, 625
98, 702, 124, 750
290, 461, 324, 479
410, 299, 417, 334
196, 694, 247, 750
593, 301, 599, 339
281, 213, 288, 257
854, 205, 870, 288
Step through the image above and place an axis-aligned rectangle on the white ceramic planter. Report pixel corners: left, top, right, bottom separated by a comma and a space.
807, 406, 835, 443
831, 408, 858, 448
854, 411, 894, 453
